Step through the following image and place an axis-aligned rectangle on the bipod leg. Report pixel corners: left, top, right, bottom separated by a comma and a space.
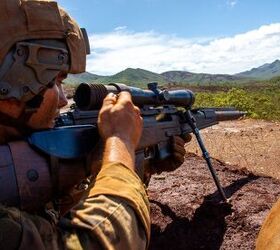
186, 111, 228, 203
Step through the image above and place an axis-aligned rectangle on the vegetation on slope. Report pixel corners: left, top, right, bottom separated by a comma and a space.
235, 59, 280, 80
95, 68, 167, 87
193, 79, 280, 121
64, 60, 280, 87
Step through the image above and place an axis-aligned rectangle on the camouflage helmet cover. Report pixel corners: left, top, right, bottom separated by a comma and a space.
0, 0, 88, 74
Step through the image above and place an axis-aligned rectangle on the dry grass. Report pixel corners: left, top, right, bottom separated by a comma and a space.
187, 118, 280, 179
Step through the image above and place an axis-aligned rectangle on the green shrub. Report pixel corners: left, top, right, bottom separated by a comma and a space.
194, 87, 280, 121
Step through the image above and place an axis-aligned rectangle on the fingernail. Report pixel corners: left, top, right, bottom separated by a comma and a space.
108, 93, 118, 99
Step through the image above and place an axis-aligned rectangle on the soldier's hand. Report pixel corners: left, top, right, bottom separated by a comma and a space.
98, 92, 143, 151
149, 134, 192, 174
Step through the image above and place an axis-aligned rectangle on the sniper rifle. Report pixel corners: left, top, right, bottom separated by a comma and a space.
54, 82, 245, 202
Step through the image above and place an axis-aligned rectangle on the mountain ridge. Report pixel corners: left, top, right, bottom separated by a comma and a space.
235, 59, 280, 79
65, 59, 280, 87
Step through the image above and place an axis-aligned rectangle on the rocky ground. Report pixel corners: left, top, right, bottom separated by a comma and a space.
148, 119, 280, 250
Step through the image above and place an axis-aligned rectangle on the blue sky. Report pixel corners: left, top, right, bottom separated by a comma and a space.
56, 0, 280, 75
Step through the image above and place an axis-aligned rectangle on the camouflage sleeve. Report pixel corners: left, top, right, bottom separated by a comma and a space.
63, 162, 150, 250
62, 195, 147, 250
0, 162, 150, 249
256, 198, 280, 250
0, 201, 147, 250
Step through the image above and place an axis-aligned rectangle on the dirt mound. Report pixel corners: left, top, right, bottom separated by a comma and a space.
148, 154, 280, 250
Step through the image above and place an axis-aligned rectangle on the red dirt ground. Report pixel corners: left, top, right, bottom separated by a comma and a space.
148, 119, 280, 250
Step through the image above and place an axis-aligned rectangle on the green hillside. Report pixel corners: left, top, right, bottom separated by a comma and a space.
64, 59, 280, 88
161, 71, 245, 84
65, 72, 104, 86
193, 78, 280, 121
65, 68, 248, 88
235, 60, 280, 80
94, 68, 167, 87
65, 68, 167, 88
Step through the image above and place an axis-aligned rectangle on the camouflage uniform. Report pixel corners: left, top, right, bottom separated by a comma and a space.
0, 162, 150, 249
0, 1, 150, 249
256, 198, 280, 250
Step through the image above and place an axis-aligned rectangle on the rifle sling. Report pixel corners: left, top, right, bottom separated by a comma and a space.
50, 155, 60, 209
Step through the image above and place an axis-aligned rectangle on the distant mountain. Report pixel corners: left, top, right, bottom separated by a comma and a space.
65, 60, 280, 87
65, 72, 104, 85
235, 60, 280, 80
95, 68, 167, 87
66, 68, 167, 88
161, 71, 244, 84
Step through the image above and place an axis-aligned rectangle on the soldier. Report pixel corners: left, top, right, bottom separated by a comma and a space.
0, 0, 188, 249
256, 199, 280, 249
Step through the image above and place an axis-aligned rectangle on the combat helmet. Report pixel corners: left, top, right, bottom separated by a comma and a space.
0, 0, 90, 103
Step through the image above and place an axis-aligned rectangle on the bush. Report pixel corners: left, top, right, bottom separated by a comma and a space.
194, 87, 280, 121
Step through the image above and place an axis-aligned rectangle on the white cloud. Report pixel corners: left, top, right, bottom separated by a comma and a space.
227, 0, 238, 8
114, 26, 127, 31
86, 23, 280, 75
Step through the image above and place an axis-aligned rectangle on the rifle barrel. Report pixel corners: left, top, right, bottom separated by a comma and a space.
215, 110, 246, 121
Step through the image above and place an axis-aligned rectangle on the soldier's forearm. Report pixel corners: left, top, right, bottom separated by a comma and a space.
102, 136, 135, 171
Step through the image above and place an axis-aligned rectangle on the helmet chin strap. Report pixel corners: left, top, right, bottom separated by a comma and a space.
25, 94, 44, 113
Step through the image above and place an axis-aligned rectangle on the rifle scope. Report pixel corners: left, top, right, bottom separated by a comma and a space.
74, 82, 195, 110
